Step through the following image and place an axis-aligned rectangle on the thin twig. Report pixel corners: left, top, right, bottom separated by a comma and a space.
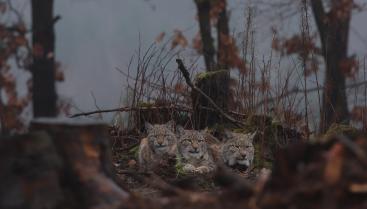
69, 105, 192, 118
70, 103, 247, 119
256, 80, 367, 106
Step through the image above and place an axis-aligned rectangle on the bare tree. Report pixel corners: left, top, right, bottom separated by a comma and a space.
194, 0, 216, 71
271, 0, 358, 132
310, 0, 354, 131
31, 0, 58, 117
192, 0, 239, 129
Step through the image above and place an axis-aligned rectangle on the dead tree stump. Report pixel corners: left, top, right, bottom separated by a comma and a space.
192, 71, 230, 129
0, 118, 129, 209
0, 132, 65, 209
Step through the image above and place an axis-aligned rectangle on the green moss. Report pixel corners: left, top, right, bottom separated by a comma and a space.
175, 156, 185, 176
195, 70, 228, 81
232, 128, 247, 133
322, 123, 359, 142
137, 101, 155, 107
129, 145, 140, 158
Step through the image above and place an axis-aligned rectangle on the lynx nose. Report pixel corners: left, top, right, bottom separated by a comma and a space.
157, 139, 164, 146
239, 152, 247, 159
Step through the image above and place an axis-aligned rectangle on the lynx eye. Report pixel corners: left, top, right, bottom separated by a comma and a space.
229, 146, 237, 153
245, 146, 250, 148
181, 139, 190, 144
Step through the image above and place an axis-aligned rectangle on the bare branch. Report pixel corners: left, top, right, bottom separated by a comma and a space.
69, 104, 192, 118
256, 80, 367, 106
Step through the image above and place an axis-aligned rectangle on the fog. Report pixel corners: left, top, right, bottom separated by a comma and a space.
13, 0, 367, 122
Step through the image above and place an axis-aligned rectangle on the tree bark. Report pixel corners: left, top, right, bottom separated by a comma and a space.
310, 0, 351, 132
192, 0, 231, 129
31, 0, 57, 117
216, 0, 230, 70
194, 0, 216, 71
192, 71, 230, 129
215, 0, 231, 122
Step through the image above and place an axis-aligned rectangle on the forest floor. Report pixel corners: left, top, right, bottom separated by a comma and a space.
109, 124, 367, 209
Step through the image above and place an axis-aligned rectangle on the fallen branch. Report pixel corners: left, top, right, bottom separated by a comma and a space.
175, 59, 245, 127
70, 104, 248, 120
69, 104, 192, 118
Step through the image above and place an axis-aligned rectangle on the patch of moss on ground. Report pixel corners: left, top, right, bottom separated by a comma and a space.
129, 145, 140, 158
322, 123, 359, 142
175, 156, 185, 176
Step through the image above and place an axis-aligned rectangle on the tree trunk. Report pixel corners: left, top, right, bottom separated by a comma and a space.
192, 71, 229, 129
217, 0, 230, 70
320, 22, 350, 132
194, 0, 216, 71
215, 0, 230, 122
0, 118, 129, 209
31, 0, 57, 117
310, 0, 351, 132
192, 0, 230, 129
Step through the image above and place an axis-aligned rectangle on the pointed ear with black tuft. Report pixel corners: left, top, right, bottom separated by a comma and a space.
200, 128, 209, 141
176, 125, 185, 137
202, 128, 221, 143
145, 121, 154, 133
247, 131, 257, 142
200, 127, 209, 135
165, 120, 175, 132
223, 129, 234, 139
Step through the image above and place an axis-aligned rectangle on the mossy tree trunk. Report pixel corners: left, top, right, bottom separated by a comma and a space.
193, 0, 231, 129
192, 71, 229, 129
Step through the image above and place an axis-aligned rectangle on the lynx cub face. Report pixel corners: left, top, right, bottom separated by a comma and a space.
138, 120, 177, 171
221, 131, 256, 169
145, 120, 177, 155
176, 126, 215, 174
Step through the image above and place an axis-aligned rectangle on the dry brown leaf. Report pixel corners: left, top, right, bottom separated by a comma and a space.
171, 29, 188, 49
155, 32, 165, 43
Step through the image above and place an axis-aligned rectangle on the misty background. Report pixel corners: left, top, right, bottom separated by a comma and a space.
13, 0, 367, 123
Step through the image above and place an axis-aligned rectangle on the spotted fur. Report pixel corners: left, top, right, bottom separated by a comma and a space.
138, 120, 177, 171
220, 131, 256, 169
176, 126, 215, 174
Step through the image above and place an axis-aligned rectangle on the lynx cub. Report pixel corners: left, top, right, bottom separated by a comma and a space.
220, 131, 256, 169
176, 126, 215, 174
138, 120, 177, 171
